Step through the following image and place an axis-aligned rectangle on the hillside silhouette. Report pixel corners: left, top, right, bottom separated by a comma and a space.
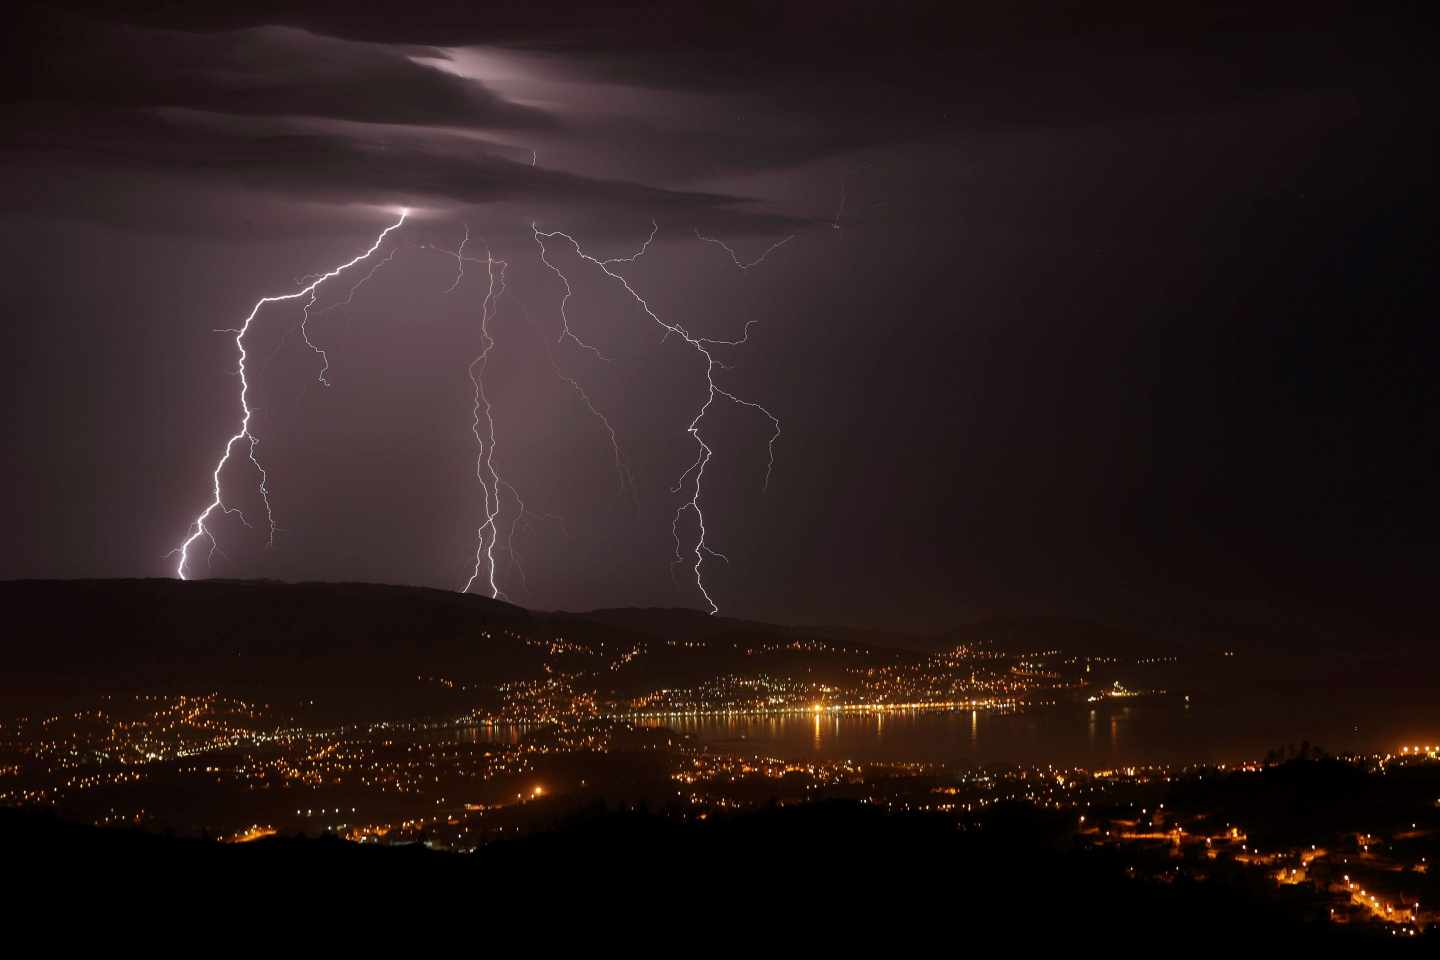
1, 579, 907, 717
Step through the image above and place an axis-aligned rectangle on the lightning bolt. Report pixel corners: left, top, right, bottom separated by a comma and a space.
171, 210, 408, 580
532, 221, 782, 614
453, 241, 512, 598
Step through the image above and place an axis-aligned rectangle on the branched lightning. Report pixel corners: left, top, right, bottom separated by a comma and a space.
714, 385, 781, 493
497, 478, 568, 598
441, 223, 470, 292
300, 246, 400, 386
534, 223, 616, 364
428, 230, 571, 600
602, 220, 659, 267
529, 223, 642, 493
174, 207, 788, 614
532, 221, 783, 614
171, 210, 408, 579
693, 227, 795, 271
546, 357, 634, 497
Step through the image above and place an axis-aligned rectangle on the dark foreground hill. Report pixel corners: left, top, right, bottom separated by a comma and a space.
0, 801, 1391, 944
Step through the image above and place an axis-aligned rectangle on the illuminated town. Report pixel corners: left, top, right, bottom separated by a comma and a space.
1, 561, 1427, 948
4, 653, 1436, 938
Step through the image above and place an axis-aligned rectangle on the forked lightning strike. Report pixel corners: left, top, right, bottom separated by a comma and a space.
533, 221, 783, 614
428, 230, 619, 597
172, 210, 408, 579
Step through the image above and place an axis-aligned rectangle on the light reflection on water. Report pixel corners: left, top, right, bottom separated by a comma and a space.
443, 674, 1440, 768
631, 694, 1440, 767
452, 723, 525, 745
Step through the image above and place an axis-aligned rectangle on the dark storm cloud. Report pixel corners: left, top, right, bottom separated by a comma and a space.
31, 2, 1423, 135
508, 3, 1421, 191
0, 103, 802, 232
3, 10, 813, 234
18, 14, 551, 130
14, 1, 1416, 215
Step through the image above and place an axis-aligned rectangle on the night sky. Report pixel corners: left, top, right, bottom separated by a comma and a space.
2, 2, 1433, 636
